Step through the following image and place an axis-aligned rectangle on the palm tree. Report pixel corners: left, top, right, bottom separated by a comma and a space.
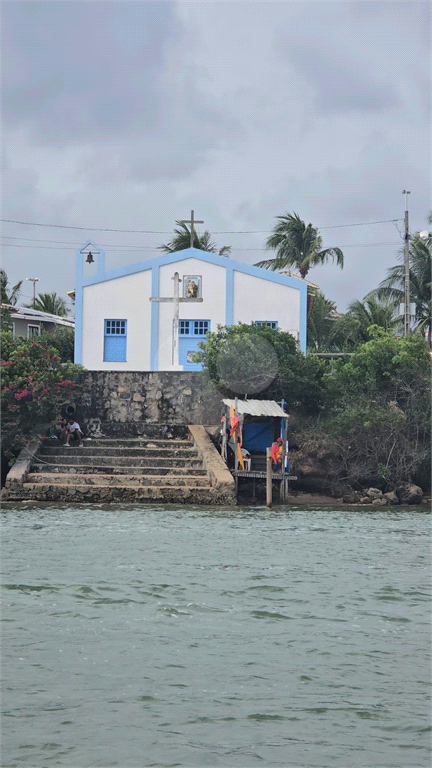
24, 292, 68, 317
331, 294, 400, 351
0, 269, 22, 306
373, 227, 431, 346
307, 290, 338, 352
159, 222, 231, 256
255, 212, 344, 278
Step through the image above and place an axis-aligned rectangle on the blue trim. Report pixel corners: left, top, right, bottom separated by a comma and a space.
150, 266, 159, 370
74, 245, 308, 363
225, 262, 234, 326
179, 319, 210, 336
298, 284, 307, 354
75, 246, 306, 292
255, 321, 279, 329
74, 240, 105, 364
104, 319, 127, 361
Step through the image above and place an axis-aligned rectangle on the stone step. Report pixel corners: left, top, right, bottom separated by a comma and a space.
28, 473, 211, 488
76, 438, 193, 449
40, 445, 199, 458
44, 438, 193, 449
89, 423, 190, 440
31, 463, 208, 477
32, 455, 203, 468
7, 482, 222, 504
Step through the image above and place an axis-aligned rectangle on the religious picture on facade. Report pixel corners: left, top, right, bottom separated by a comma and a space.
184, 276, 202, 299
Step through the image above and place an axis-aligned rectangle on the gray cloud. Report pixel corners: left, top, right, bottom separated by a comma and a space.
3, 2, 181, 140
2, 1, 430, 315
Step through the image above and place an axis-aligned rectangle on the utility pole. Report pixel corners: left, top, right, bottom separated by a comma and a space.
26, 277, 39, 309
402, 190, 410, 336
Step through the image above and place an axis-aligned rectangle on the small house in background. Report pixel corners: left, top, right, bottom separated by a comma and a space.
74, 242, 308, 371
2, 305, 74, 339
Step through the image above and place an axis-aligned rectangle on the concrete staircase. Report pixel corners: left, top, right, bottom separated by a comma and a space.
2, 425, 236, 505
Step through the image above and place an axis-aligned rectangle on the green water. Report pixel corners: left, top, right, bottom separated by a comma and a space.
2, 503, 430, 767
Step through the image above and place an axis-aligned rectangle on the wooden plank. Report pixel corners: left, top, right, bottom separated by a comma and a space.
233, 471, 297, 480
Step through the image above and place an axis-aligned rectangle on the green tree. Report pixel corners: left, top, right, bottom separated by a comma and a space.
255, 212, 344, 278
321, 329, 431, 488
330, 294, 400, 351
325, 327, 430, 403
373, 225, 431, 346
39, 326, 75, 362
194, 322, 326, 413
1, 331, 83, 463
24, 292, 68, 317
0, 269, 22, 305
159, 221, 231, 256
307, 290, 338, 352
1, 270, 22, 331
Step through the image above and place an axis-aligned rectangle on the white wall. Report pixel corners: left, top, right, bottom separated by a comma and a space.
157, 258, 226, 369
81, 270, 152, 370
233, 271, 300, 339
80, 258, 302, 371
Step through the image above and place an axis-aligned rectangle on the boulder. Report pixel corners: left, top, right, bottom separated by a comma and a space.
372, 497, 388, 506
365, 487, 383, 500
343, 492, 361, 504
383, 491, 399, 505
395, 483, 423, 505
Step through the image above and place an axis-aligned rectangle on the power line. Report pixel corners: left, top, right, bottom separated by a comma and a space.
318, 219, 401, 230
1, 244, 156, 250
1, 241, 401, 251
1, 219, 172, 234
1, 217, 403, 234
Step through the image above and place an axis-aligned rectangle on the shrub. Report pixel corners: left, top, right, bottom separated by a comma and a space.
1, 331, 83, 464
194, 323, 327, 414
321, 329, 431, 488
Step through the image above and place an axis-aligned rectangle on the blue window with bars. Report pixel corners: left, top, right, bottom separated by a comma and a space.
254, 321, 278, 329
179, 320, 210, 336
178, 320, 210, 370
104, 319, 127, 362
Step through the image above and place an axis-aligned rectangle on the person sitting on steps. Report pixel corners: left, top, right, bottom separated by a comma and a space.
63, 417, 84, 447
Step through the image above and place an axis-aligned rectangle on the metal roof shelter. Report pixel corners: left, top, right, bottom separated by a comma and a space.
222, 399, 287, 418
220, 398, 294, 501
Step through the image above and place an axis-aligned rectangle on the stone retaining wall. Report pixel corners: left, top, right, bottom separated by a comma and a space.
76, 371, 222, 429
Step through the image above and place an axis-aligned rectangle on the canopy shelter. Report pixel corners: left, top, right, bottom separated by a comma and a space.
220, 398, 293, 501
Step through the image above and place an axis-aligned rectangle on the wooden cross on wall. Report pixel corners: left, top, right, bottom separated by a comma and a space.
149, 272, 203, 368
180, 210, 204, 248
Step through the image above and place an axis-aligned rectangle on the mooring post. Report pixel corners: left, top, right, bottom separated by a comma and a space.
266, 447, 272, 507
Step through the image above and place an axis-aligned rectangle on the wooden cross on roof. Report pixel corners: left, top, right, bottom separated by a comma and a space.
180, 210, 204, 248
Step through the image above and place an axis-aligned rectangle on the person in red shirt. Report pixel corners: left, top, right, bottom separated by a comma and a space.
271, 437, 283, 472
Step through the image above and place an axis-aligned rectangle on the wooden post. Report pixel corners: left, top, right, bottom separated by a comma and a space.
221, 414, 227, 463
234, 398, 238, 472
266, 447, 272, 507
280, 416, 288, 501
180, 210, 204, 248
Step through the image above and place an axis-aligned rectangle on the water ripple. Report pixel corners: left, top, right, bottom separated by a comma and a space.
1, 504, 430, 767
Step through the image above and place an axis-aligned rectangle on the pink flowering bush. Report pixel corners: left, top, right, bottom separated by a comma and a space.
1, 331, 83, 464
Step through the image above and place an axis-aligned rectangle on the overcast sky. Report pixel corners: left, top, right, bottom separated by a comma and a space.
2, 0, 430, 315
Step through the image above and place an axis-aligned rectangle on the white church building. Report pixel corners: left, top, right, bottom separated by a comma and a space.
74, 242, 308, 371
